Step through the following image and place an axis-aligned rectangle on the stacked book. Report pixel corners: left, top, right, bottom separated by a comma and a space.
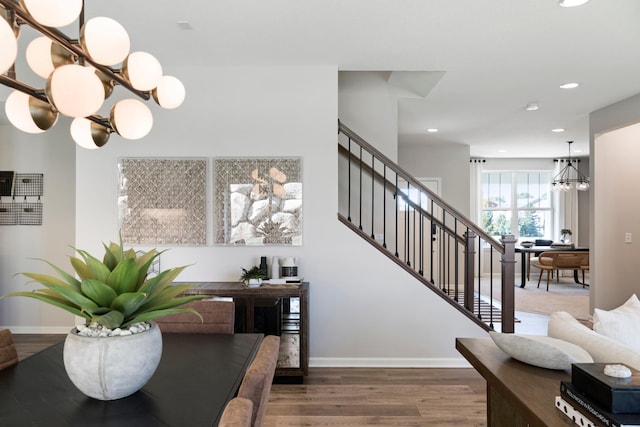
555, 363, 640, 427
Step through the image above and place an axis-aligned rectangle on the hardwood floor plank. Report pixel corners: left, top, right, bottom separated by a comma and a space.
265, 367, 487, 426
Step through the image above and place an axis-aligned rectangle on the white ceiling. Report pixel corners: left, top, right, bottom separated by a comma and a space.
4, 0, 640, 158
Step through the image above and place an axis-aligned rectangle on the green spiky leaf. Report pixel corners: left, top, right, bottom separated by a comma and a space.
80, 278, 118, 308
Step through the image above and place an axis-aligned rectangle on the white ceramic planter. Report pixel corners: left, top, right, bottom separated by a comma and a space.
63, 321, 162, 400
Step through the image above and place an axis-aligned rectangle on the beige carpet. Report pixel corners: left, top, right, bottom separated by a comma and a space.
481, 275, 590, 321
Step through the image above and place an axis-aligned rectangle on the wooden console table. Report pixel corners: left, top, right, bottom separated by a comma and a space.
182, 281, 308, 381
456, 337, 573, 426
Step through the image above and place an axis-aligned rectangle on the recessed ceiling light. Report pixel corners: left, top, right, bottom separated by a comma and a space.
177, 21, 193, 30
427, 128, 438, 133
552, 128, 565, 133
525, 103, 539, 111
560, 82, 579, 89
559, 0, 589, 7
498, 149, 507, 153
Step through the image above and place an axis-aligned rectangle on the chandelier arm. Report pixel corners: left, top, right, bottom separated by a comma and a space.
86, 115, 112, 131
0, 73, 48, 104
0, 0, 150, 101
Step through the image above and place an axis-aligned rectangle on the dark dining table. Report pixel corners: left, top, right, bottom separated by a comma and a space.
0, 332, 263, 427
516, 245, 589, 288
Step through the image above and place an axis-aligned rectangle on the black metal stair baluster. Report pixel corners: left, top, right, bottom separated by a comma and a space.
412, 185, 416, 270
477, 237, 483, 320
430, 198, 435, 284
418, 193, 424, 276
454, 219, 459, 302
382, 166, 387, 249
370, 153, 375, 240
489, 244, 494, 329
347, 137, 352, 222
405, 180, 410, 267
394, 174, 399, 258
441, 211, 446, 291
358, 145, 363, 230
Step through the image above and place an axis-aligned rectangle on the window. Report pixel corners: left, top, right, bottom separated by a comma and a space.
481, 171, 551, 241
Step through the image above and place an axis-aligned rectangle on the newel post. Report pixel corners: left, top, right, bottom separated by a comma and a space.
464, 231, 477, 312
500, 234, 517, 333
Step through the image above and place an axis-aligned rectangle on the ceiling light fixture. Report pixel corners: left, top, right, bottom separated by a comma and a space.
552, 128, 565, 133
551, 141, 590, 191
559, 0, 590, 7
525, 103, 539, 111
0, 0, 185, 149
560, 82, 579, 89
427, 128, 438, 133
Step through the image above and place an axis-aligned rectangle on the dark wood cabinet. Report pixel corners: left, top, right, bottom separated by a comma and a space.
182, 282, 309, 381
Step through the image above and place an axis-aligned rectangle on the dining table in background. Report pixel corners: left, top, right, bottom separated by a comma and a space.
516, 245, 589, 288
0, 332, 262, 427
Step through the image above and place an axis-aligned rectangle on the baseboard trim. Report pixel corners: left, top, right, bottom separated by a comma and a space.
310, 357, 473, 368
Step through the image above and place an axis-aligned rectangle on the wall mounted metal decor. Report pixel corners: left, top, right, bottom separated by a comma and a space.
118, 158, 207, 245
0, 171, 43, 226
213, 157, 302, 245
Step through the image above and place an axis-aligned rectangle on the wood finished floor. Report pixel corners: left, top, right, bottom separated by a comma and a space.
13, 335, 488, 427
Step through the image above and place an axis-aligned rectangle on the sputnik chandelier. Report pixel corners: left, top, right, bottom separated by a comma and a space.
551, 141, 590, 191
0, 0, 185, 149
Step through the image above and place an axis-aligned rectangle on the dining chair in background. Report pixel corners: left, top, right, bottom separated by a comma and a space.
237, 335, 281, 427
219, 397, 254, 427
155, 300, 235, 333
0, 328, 19, 370
533, 251, 589, 291
527, 239, 555, 281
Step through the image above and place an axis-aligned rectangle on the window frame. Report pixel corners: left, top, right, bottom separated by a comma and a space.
481, 170, 553, 242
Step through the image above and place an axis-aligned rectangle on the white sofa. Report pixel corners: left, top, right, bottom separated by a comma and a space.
547, 310, 640, 371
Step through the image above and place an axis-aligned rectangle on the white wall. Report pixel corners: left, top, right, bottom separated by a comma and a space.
0, 124, 76, 332
590, 93, 640, 311
339, 71, 399, 161
397, 142, 470, 216
71, 65, 485, 367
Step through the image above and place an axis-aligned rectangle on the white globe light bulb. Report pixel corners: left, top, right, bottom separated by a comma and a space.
21, 0, 83, 27
152, 76, 186, 109
81, 17, 130, 66
0, 16, 17, 75
5, 91, 58, 134
123, 51, 163, 91
110, 99, 153, 140
71, 117, 109, 149
26, 36, 54, 78
46, 64, 105, 117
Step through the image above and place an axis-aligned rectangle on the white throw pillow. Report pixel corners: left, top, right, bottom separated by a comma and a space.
489, 331, 593, 371
593, 294, 640, 352
548, 311, 640, 371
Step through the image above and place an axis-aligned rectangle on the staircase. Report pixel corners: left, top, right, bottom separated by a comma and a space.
337, 121, 516, 332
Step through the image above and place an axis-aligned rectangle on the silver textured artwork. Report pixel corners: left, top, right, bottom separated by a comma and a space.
118, 158, 207, 245
214, 157, 302, 245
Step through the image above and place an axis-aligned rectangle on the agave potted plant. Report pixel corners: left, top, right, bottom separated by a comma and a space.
1, 236, 205, 400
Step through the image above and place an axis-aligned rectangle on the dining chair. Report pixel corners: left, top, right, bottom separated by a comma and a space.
237, 335, 281, 427
155, 300, 235, 333
0, 329, 19, 370
527, 239, 555, 280
218, 397, 254, 427
533, 251, 589, 291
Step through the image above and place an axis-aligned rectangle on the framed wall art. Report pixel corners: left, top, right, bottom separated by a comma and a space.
214, 157, 302, 245
118, 158, 208, 246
